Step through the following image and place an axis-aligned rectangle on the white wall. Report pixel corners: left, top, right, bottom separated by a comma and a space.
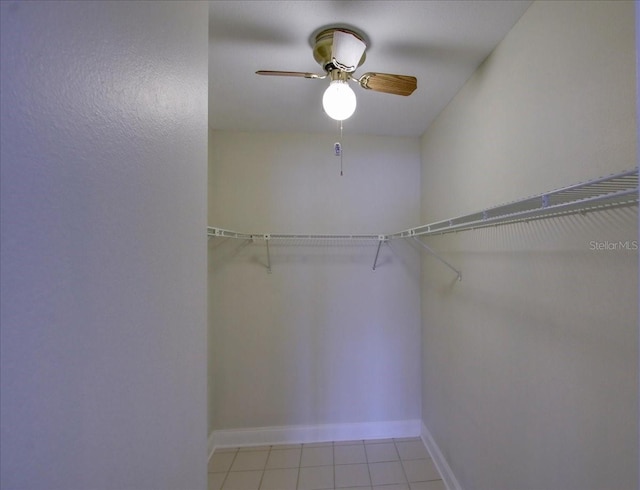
419, 1, 637, 489
0, 2, 208, 488
208, 131, 422, 436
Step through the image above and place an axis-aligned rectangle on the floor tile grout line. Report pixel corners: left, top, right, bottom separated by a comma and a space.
218, 448, 238, 490
332, 442, 336, 489
295, 442, 303, 490
256, 445, 271, 490
394, 439, 412, 487
364, 439, 374, 489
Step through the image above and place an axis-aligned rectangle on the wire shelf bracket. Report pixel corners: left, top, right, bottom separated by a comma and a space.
372, 235, 387, 271
412, 236, 462, 281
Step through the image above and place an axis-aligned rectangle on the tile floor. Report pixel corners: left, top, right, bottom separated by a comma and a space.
208, 437, 446, 490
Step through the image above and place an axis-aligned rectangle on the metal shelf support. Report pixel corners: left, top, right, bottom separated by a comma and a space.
264, 235, 272, 274
412, 236, 462, 281
372, 236, 387, 271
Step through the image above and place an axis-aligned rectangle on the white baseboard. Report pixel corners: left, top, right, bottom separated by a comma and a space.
421, 422, 463, 490
209, 419, 421, 452
208, 430, 216, 461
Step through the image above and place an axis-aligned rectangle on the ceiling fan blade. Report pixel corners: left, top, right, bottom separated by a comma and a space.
331, 30, 366, 72
256, 70, 324, 79
358, 72, 417, 96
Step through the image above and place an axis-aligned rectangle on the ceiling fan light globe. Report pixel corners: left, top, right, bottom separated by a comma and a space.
322, 80, 357, 121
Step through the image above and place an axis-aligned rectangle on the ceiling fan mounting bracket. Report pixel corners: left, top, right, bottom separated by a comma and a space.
312, 27, 367, 73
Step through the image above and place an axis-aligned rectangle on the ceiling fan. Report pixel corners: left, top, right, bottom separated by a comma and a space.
256, 27, 417, 121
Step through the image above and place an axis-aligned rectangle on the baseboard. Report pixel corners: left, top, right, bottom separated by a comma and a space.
210, 419, 421, 451
208, 430, 216, 461
421, 422, 463, 490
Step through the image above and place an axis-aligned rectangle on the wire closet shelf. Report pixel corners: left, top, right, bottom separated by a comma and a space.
208, 168, 638, 276
391, 168, 638, 238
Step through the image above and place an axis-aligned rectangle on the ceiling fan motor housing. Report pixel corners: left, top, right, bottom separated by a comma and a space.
313, 28, 367, 72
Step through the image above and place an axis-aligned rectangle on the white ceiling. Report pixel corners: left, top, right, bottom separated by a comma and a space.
209, 1, 532, 137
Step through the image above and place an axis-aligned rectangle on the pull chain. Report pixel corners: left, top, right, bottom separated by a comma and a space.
333, 121, 345, 176
339, 120, 343, 176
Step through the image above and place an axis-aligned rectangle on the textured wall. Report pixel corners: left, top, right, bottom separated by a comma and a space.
419, 1, 637, 489
208, 130, 422, 434
1, 1, 208, 488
